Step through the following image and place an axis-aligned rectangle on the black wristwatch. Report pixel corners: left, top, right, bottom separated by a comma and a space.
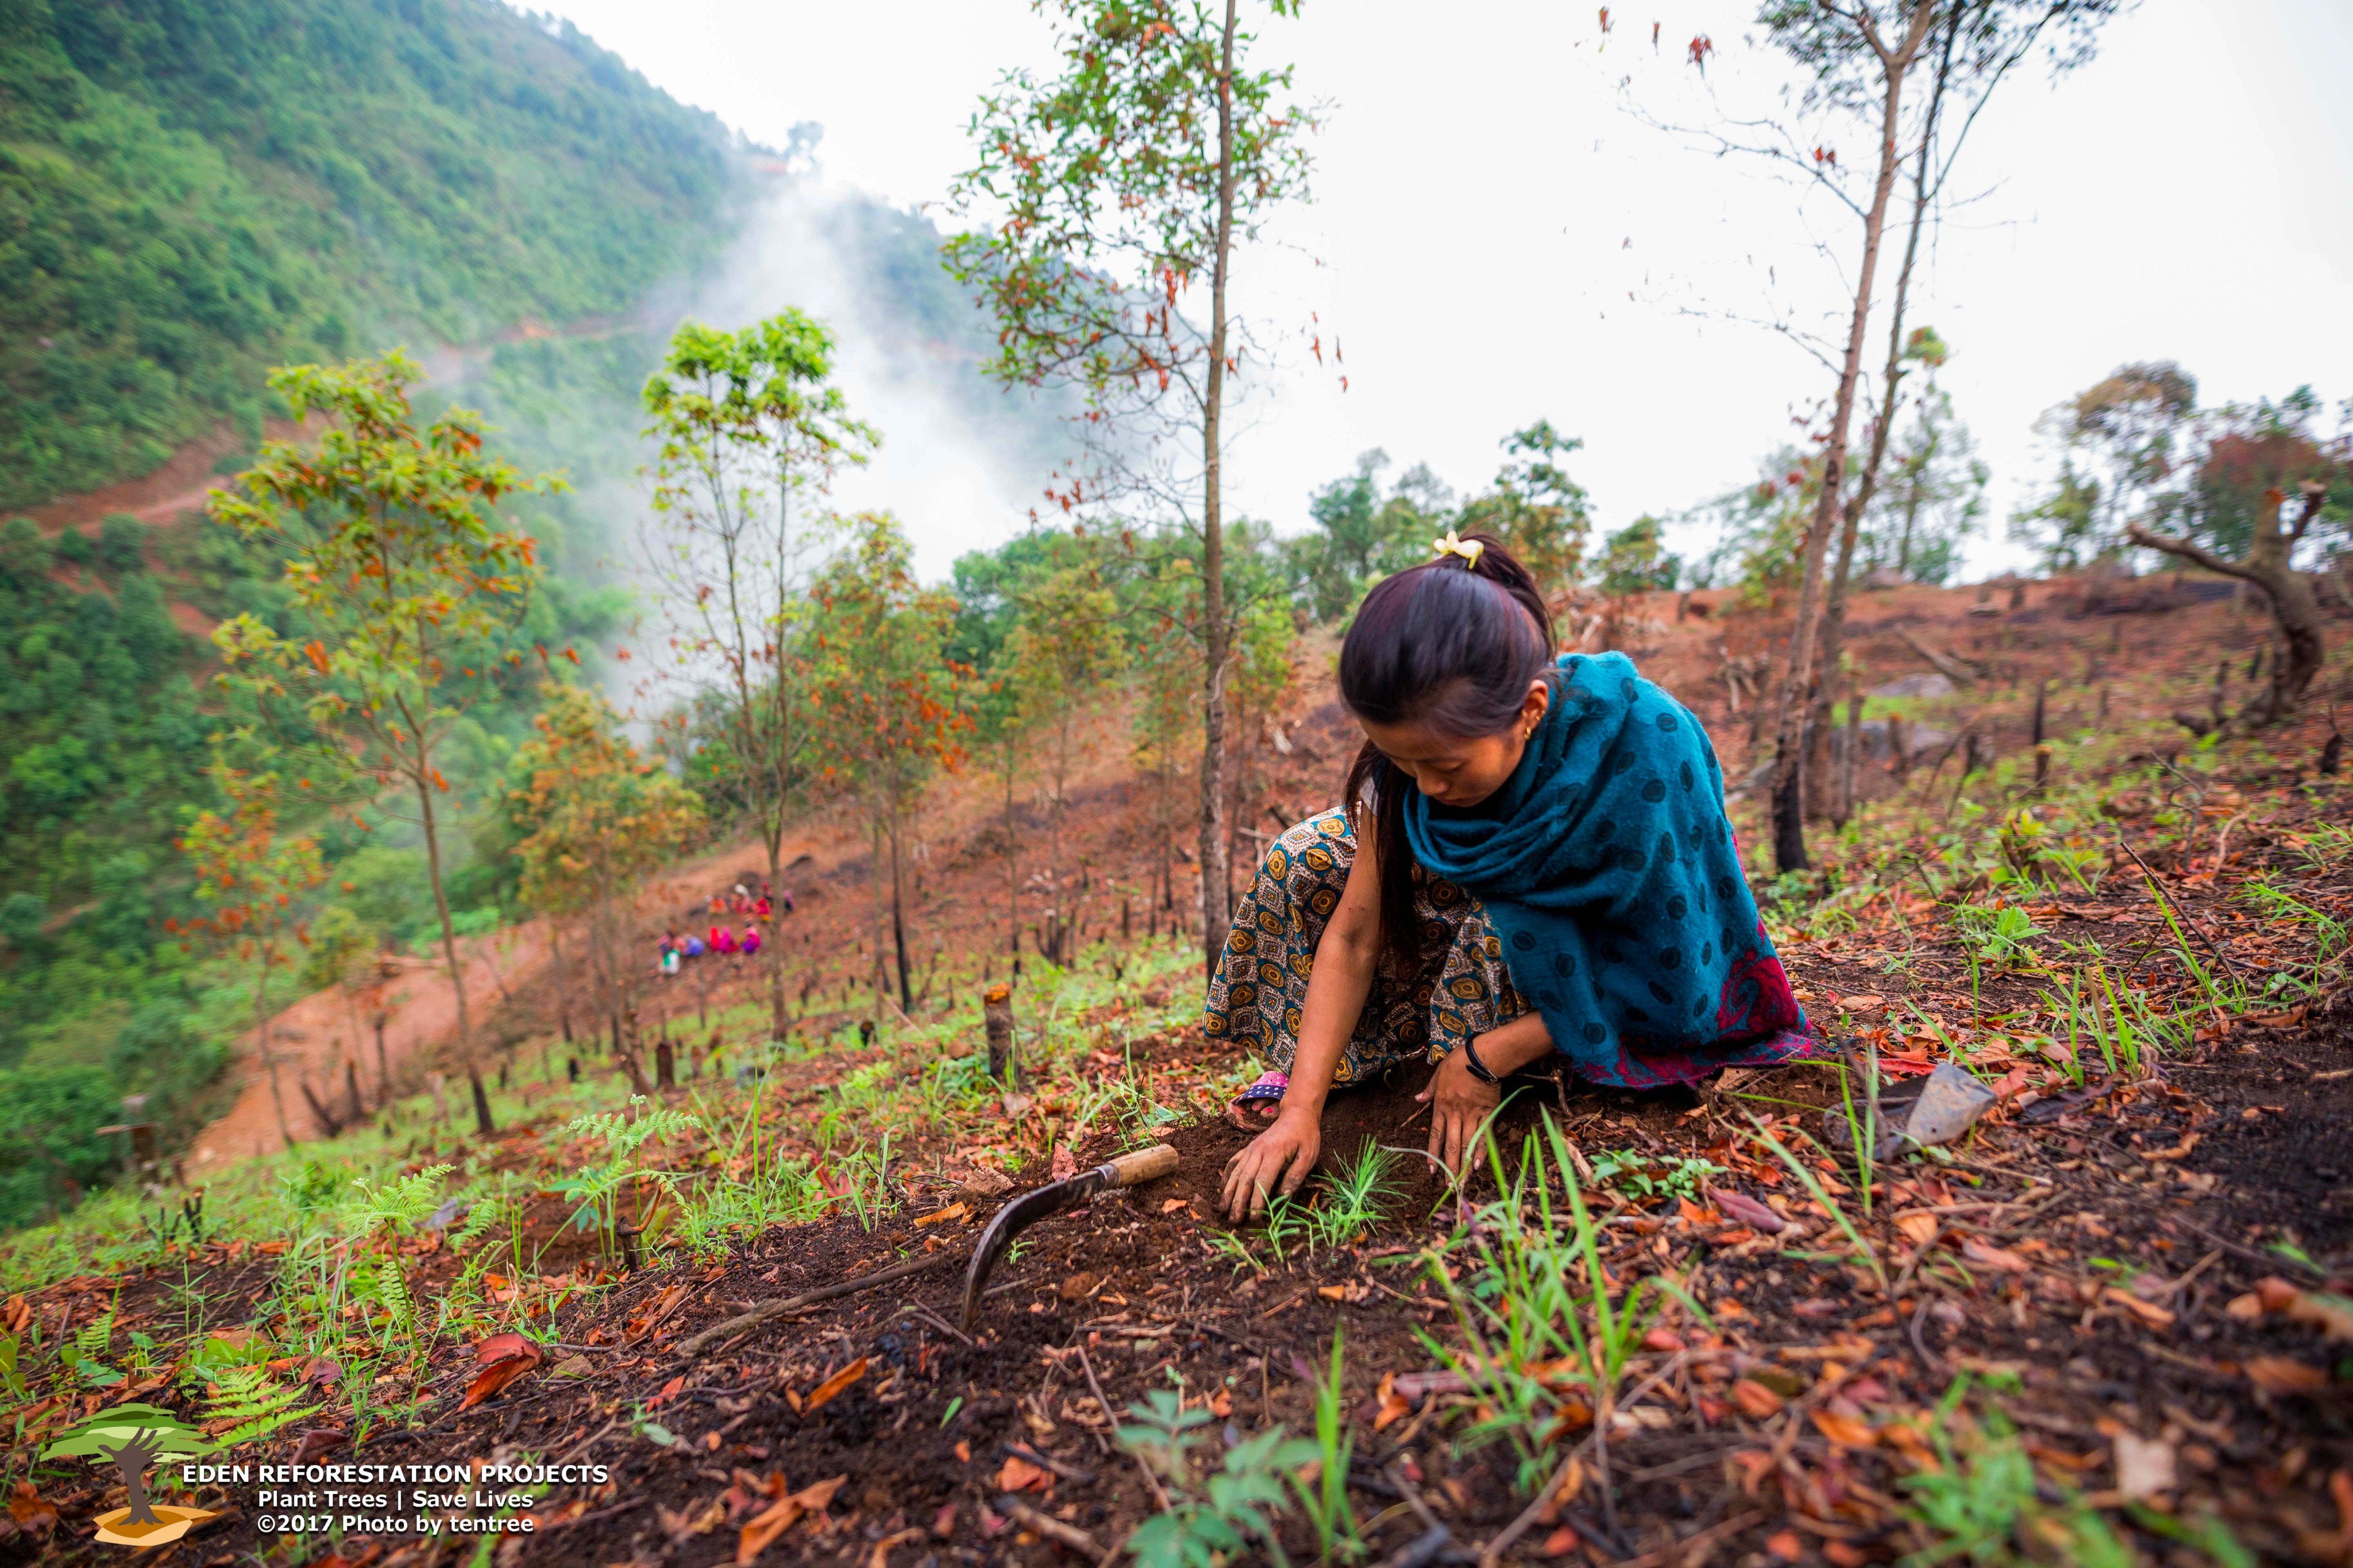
1460, 1035, 1500, 1084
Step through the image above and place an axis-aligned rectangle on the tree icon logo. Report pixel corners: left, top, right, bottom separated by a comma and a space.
42, 1403, 217, 1547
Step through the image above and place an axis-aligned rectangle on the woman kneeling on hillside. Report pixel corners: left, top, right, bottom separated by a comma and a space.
1212, 532, 1816, 1221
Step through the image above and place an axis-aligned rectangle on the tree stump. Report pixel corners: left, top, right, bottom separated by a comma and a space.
984, 983, 1017, 1088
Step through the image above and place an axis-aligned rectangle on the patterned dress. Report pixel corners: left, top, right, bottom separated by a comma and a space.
1202, 808, 1526, 1102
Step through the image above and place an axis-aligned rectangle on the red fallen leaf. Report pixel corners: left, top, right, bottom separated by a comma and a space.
299, 1356, 344, 1387
460, 1352, 542, 1411
932, 1503, 958, 1538
1541, 1524, 1580, 1557
1731, 1378, 1784, 1419
1642, 1328, 1685, 1352
7, 1481, 57, 1534
994, 1455, 1051, 1493
802, 1357, 867, 1415
648, 1374, 686, 1409
1714, 1191, 1786, 1234
475, 1332, 534, 1364
736, 1475, 846, 1563
1050, 1144, 1078, 1182
1766, 1528, 1803, 1561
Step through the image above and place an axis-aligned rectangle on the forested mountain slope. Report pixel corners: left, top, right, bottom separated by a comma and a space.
1, 0, 739, 508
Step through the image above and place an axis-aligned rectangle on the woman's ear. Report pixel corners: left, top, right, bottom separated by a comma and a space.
1522, 679, 1552, 730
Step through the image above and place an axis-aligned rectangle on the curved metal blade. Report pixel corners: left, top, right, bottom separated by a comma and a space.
959, 1167, 1108, 1331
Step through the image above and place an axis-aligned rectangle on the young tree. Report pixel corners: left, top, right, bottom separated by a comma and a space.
1287, 450, 1452, 622
642, 312, 877, 1041
1453, 420, 1594, 597
946, 0, 1316, 967
1865, 380, 1986, 584
171, 762, 327, 1151
2123, 391, 2346, 730
1642, 3, 2119, 868
806, 514, 971, 1013
1004, 559, 1125, 965
210, 352, 549, 1136
508, 684, 707, 1071
302, 903, 381, 1100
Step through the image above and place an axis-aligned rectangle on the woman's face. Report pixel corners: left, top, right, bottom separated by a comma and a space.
1361, 679, 1552, 810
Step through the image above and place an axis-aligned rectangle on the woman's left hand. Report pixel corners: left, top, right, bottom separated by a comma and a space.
1418, 1045, 1502, 1177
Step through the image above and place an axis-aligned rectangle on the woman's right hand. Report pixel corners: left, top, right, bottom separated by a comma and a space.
1220, 1111, 1321, 1221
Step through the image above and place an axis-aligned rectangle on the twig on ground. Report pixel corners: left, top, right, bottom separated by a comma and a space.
995, 1496, 1105, 1558
1374, 1524, 1454, 1568
2112, 833, 2246, 986
677, 1250, 959, 1355
901, 1301, 973, 1346
1077, 1342, 1169, 1510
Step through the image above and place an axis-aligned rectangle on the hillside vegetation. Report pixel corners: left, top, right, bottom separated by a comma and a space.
1, 0, 739, 508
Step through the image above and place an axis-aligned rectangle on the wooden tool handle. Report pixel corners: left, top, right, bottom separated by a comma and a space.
1105, 1144, 1178, 1188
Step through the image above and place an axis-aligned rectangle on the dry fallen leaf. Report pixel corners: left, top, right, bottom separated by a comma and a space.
2100, 1287, 2175, 1328
2224, 1293, 2263, 1322
1731, 1378, 1785, 1419
2286, 1292, 2353, 1341
994, 1455, 1051, 1494
1896, 1212, 1940, 1245
2256, 1277, 2304, 1312
802, 1357, 867, 1415
914, 1202, 969, 1227
1811, 1410, 1878, 1448
459, 1342, 543, 1411
1713, 1190, 1785, 1234
1962, 1237, 2030, 1275
1160, 1198, 1190, 1214
2112, 1433, 2176, 1500
1373, 1373, 1411, 1432
736, 1476, 847, 1563
2244, 1355, 2329, 1395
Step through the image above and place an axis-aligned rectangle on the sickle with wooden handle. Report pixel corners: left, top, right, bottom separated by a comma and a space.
959, 1144, 1178, 1330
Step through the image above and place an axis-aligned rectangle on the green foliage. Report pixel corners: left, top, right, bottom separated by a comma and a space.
1, 0, 736, 508
1117, 1389, 1314, 1568
1588, 1149, 1722, 1202
203, 1361, 319, 1449
1286, 449, 1452, 621
344, 1163, 453, 1238
1594, 513, 1682, 598
552, 1099, 693, 1256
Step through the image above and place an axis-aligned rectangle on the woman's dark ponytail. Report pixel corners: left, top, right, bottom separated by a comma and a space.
1338, 533, 1557, 982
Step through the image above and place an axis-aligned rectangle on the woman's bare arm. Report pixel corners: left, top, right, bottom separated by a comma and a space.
1218, 822, 1384, 1218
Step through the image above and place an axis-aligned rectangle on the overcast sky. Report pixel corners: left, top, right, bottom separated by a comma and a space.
534, 0, 2353, 582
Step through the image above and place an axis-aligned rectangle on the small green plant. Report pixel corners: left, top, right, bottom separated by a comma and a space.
551, 1100, 693, 1256
205, 1362, 320, 1449
73, 1308, 124, 1387
1588, 1149, 1723, 1203
1117, 1389, 1313, 1568
1291, 1326, 1362, 1562
1953, 903, 2040, 968
346, 1164, 454, 1238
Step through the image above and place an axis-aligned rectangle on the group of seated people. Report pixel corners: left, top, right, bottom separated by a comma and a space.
655, 876, 793, 976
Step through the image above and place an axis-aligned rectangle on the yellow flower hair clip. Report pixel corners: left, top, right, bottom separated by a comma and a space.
1431, 530, 1484, 569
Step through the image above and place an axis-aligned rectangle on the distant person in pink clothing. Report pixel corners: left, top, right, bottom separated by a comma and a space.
740, 925, 762, 957
711, 924, 737, 956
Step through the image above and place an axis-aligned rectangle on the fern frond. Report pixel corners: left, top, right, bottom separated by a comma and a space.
75, 1313, 114, 1360
376, 1257, 412, 1330
207, 1362, 320, 1447
346, 1163, 455, 1237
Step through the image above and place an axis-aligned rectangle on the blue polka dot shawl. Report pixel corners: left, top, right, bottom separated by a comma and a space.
1401, 651, 1816, 1089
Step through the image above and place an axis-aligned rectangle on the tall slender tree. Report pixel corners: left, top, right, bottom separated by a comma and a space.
172, 760, 327, 1152
805, 514, 971, 1014
947, 0, 1316, 967
211, 352, 548, 1136
643, 312, 877, 1042
1005, 560, 1125, 965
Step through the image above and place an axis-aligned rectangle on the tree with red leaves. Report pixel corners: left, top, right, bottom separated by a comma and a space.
806, 514, 972, 1016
